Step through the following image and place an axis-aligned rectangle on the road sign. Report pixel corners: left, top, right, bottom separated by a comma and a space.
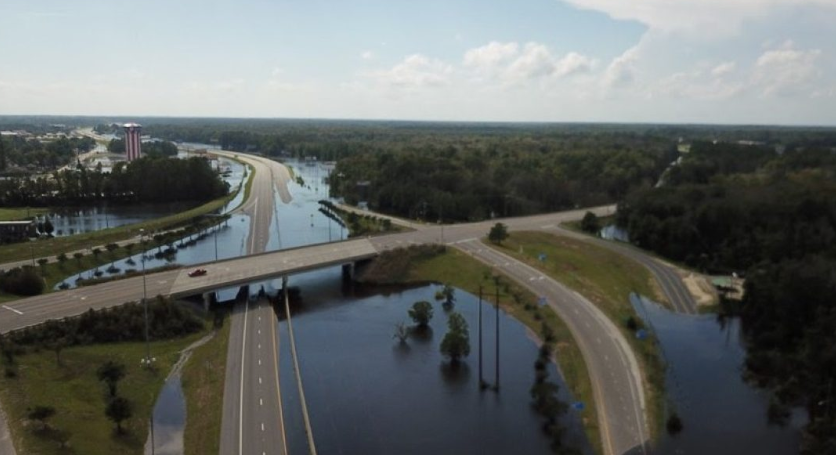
572, 402, 585, 411
538, 252, 547, 262
635, 329, 648, 340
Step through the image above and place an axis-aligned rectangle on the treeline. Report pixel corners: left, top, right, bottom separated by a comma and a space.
332, 140, 674, 221
107, 138, 178, 158
617, 141, 836, 452
0, 156, 229, 206
0, 136, 95, 172
1, 296, 203, 351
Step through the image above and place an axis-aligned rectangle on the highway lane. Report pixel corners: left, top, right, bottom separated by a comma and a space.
218, 152, 290, 455
456, 240, 648, 455
552, 227, 697, 314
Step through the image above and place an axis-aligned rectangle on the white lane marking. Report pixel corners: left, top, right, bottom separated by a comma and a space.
258, 359, 262, 366
1, 305, 23, 315
258, 343, 261, 349
261, 423, 265, 432
260, 398, 263, 406
259, 377, 262, 384
157, 280, 167, 284
258, 329, 261, 335
259, 317, 261, 321
238, 299, 250, 455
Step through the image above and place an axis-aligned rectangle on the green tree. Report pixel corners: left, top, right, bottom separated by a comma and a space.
105, 396, 132, 434
43, 217, 54, 236
57, 252, 68, 267
27, 405, 56, 430
97, 360, 126, 397
408, 301, 433, 327
440, 312, 470, 364
73, 252, 84, 265
488, 222, 509, 245
580, 211, 600, 234
37, 258, 48, 269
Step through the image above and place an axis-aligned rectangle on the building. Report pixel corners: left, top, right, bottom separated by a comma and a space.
123, 123, 142, 162
0, 221, 36, 244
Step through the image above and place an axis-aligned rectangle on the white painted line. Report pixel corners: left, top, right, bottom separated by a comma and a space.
259, 377, 262, 384
260, 398, 263, 406
80, 296, 87, 300
258, 344, 261, 349
258, 359, 262, 366
1, 305, 23, 315
238, 299, 250, 455
258, 329, 261, 335
261, 423, 265, 431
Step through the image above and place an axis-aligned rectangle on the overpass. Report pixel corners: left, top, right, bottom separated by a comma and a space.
0, 238, 378, 334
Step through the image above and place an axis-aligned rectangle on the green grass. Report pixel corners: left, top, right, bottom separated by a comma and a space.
0, 194, 235, 265
400, 248, 603, 455
0, 330, 210, 455
182, 317, 231, 455
0, 207, 48, 221
488, 231, 668, 440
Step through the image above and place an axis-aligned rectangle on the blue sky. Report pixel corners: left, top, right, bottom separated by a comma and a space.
1, 0, 835, 124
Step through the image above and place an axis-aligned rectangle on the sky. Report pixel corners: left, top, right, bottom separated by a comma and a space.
1, 0, 836, 125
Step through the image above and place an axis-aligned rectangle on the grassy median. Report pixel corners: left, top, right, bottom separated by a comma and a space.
181, 315, 231, 455
360, 246, 603, 455
0, 330, 209, 455
488, 231, 668, 440
0, 207, 48, 221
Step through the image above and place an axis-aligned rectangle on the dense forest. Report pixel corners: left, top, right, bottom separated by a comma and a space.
330, 137, 675, 221
618, 142, 836, 453
107, 138, 179, 158
0, 135, 95, 172
0, 156, 228, 206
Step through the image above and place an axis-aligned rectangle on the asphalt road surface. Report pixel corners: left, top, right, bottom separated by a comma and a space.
218, 152, 291, 455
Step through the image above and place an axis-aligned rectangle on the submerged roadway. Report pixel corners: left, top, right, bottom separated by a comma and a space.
0, 149, 701, 455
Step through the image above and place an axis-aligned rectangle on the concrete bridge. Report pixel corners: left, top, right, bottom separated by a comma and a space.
0, 238, 378, 334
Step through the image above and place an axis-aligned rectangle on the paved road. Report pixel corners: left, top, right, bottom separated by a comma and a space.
553, 226, 697, 314
456, 240, 647, 455
217, 152, 291, 455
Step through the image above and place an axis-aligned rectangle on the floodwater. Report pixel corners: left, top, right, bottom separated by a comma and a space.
275, 282, 593, 455
630, 294, 804, 454
37, 156, 245, 238
145, 377, 186, 455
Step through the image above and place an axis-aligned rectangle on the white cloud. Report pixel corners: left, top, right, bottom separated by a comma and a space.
711, 61, 737, 78
368, 54, 453, 89
753, 40, 822, 96
463, 41, 593, 85
603, 46, 639, 88
463, 41, 519, 69
361, 50, 374, 60
506, 43, 558, 80
562, 0, 836, 37
554, 52, 595, 77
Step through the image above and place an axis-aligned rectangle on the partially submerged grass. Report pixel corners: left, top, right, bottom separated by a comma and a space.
488, 231, 668, 440
0, 329, 209, 455
181, 315, 231, 455
0, 194, 235, 265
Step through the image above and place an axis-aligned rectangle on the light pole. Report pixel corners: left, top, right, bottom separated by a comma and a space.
139, 229, 151, 367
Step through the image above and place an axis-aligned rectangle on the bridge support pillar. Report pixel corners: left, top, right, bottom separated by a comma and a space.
202, 292, 213, 312
342, 263, 355, 281
281, 276, 288, 297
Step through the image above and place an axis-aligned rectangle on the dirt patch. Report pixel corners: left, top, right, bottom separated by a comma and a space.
682, 273, 718, 307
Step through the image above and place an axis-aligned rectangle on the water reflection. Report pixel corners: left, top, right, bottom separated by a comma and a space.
629, 294, 804, 454
276, 283, 594, 455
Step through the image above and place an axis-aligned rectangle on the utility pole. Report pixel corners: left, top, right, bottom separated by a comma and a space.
495, 284, 500, 391
139, 229, 151, 367
478, 285, 484, 388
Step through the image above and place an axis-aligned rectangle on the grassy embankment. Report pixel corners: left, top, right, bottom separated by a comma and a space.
0, 159, 255, 301
0, 208, 48, 221
181, 315, 231, 455
0, 329, 211, 455
488, 231, 668, 440
358, 245, 603, 455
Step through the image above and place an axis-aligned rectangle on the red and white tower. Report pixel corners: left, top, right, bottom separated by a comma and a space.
123, 123, 142, 162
